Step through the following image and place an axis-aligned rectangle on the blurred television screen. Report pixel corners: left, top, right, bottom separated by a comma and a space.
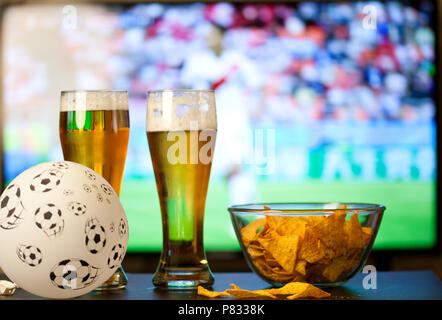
2, 1, 437, 251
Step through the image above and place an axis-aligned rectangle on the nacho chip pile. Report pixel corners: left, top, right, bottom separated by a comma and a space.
240, 205, 373, 284
197, 282, 330, 300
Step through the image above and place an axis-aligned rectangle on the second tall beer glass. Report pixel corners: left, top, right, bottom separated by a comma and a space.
147, 90, 217, 289
59, 90, 129, 290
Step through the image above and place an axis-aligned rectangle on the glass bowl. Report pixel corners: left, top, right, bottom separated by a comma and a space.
228, 203, 385, 287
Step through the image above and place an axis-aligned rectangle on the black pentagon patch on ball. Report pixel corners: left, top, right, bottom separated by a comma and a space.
1, 196, 9, 209
0, 184, 25, 230
67, 201, 87, 216
29, 170, 62, 193
100, 184, 113, 196
85, 218, 107, 254
118, 218, 128, 238
16, 244, 43, 267
34, 203, 64, 237
52, 162, 69, 170
84, 169, 97, 181
83, 184, 92, 193
107, 243, 125, 269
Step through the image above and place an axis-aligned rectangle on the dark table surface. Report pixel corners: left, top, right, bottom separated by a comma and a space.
1, 270, 441, 300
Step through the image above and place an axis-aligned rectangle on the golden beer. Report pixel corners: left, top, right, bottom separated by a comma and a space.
59, 110, 129, 195
147, 90, 217, 289
59, 90, 129, 290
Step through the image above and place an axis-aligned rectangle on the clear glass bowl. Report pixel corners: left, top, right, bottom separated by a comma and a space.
228, 203, 385, 287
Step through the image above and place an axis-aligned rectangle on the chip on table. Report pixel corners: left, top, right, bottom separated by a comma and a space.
197, 282, 330, 300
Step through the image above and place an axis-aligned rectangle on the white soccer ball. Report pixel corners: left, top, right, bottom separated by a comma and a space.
0, 161, 129, 299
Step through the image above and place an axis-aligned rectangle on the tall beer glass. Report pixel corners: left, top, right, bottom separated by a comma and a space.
147, 90, 217, 289
59, 90, 129, 290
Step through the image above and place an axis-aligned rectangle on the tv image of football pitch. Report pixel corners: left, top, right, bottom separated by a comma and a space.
121, 180, 436, 252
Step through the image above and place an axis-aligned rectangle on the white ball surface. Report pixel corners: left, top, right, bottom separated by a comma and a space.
0, 161, 129, 299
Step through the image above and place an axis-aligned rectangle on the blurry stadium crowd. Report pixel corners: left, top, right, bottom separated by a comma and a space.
2, 2, 436, 183
115, 1, 436, 125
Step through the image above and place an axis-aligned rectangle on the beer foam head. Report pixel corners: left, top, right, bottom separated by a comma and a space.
60, 91, 129, 111
146, 90, 217, 132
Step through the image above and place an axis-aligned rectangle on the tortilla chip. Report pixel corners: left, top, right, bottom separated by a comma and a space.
264, 215, 285, 231
241, 218, 266, 246
197, 286, 230, 298
229, 283, 240, 290
299, 230, 325, 263
310, 211, 346, 254
225, 288, 277, 299
264, 255, 280, 268
247, 244, 264, 259
322, 255, 348, 282
267, 282, 330, 299
295, 259, 307, 276
345, 213, 365, 249
287, 286, 330, 299
253, 256, 275, 278
275, 218, 307, 238
261, 234, 300, 273
362, 227, 373, 245
199, 282, 330, 300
